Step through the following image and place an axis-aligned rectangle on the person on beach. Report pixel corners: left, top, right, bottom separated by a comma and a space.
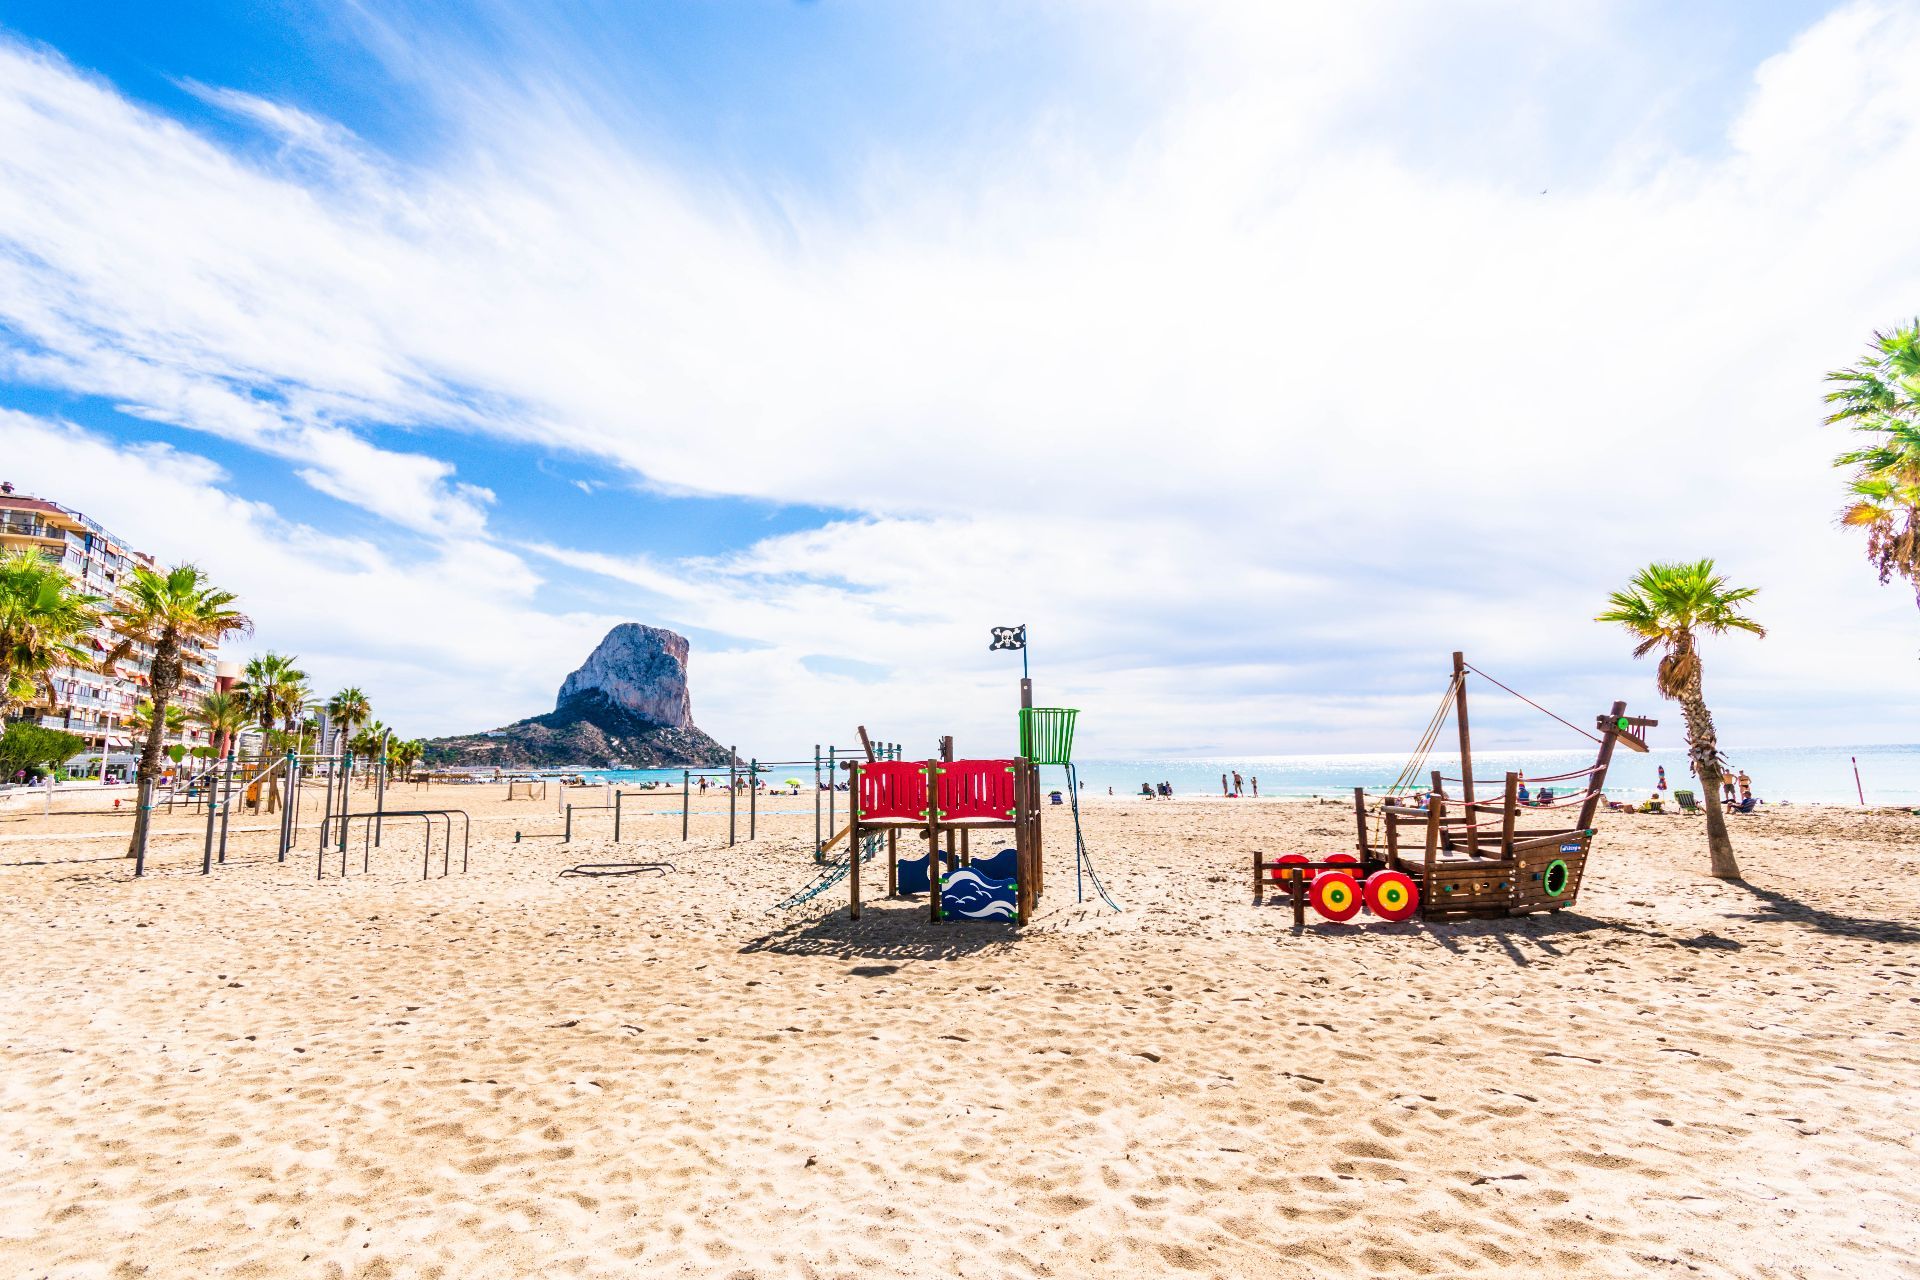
1232, 770, 1244, 797
1722, 771, 1737, 804
1221, 773, 1229, 797
1517, 781, 1532, 805
1737, 769, 1751, 796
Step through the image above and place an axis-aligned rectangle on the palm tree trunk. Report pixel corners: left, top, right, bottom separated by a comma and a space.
128, 638, 181, 869
1676, 679, 1741, 880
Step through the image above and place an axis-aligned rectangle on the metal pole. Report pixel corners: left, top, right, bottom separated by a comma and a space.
565, 804, 573, 844
339, 752, 354, 856
681, 770, 689, 841
374, 729, 390, 846
827, 746, 836, 848
613, 791, 622, 843
749, 757, 757, 840
319, 754, 334, 851
728, 746, 738, 847
204, 762, 220, 873
813, 744, 822, 862
1853, 756, 1865, 805
215, 749, 237, 865
132, 776, 153, 878
278, 752, 296, 862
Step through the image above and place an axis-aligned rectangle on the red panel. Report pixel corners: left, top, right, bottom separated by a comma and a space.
935, 759, 1018, 821
856, 761, 928, 821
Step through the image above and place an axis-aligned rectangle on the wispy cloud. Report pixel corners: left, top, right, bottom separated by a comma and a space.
0, 3, 1916, 750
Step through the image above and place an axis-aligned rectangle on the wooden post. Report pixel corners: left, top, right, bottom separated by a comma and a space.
887, 829, 898, 896
1351, 786, 1369, 858
848, 760, 861, 920
857, 726, 877, 761
1425, 768, 1445, 895
1500, 771, 1519, 858
940, 736, 955, 868
1578, 701, 1628, 831
1453, 652, 1478, 856
927, 759, 942, 924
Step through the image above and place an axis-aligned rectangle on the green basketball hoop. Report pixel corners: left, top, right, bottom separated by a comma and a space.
1019, 707, 1078, 765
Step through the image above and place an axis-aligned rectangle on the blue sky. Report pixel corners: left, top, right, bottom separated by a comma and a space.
1, 1, 1917, 756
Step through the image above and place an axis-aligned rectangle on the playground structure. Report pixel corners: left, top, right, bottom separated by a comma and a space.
844, 747, 1042, 924
1254, 651, 1652, 924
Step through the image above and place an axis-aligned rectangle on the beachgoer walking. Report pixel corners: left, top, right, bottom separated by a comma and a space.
1231, 770, 1243, 797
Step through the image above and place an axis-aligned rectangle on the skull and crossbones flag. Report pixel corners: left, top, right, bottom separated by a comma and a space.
988, 625, 1027, 652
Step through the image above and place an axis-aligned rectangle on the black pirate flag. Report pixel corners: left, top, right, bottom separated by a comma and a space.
988, 625, 1027, 651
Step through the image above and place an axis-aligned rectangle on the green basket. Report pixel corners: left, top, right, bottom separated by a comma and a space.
1019, 707, 1078, 766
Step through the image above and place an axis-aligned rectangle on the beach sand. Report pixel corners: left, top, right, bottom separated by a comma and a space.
1, 784, 1916, 1278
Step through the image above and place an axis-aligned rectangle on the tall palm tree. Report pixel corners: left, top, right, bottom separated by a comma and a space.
1827, 321, 1920, 612
193, 690, 247, 759
107, 564, 251, 872
0, 548, 104, 715
1597, 560, 1764, 879
325, 686, 370, 757
239, 651, 307, 812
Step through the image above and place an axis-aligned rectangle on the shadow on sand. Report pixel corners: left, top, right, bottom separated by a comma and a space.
1722, 878, 1920, 945
741, 897, 1020, 962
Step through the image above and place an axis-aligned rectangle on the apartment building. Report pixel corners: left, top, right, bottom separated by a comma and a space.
0, 481, 218, 758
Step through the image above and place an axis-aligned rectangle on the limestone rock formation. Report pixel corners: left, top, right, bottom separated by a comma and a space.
556, 625, 694, 730
423, 624, 726, 769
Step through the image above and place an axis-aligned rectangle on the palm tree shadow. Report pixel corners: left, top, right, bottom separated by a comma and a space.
1419, 910, 1683, 966
1722, 879, 1920, 944
741, 898, 1021, 961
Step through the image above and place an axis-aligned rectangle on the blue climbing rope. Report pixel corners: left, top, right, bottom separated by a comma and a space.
769, 833, 883, 913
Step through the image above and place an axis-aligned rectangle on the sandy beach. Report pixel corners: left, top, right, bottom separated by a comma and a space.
1, 785, 1917, 1279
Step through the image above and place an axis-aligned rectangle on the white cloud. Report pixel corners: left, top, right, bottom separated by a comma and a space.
0, 3, 1917, 753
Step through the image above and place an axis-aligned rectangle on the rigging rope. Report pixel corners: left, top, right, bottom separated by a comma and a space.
1463, 663, 1604, 745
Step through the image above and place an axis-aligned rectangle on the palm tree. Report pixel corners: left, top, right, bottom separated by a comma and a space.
325, 686, 370, 757
239, 651, 307, 812
0, 548, 104, 715
389, 737, 425, 783
350, 720, 390, 787
192, 689, 247, 762
1597, 560, 1764, 879
107, 565, 251, 871
127, 697, 186, 743
1827, 321, 1920, 612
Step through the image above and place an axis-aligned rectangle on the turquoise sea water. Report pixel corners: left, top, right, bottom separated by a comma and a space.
564, 744, 1920, 807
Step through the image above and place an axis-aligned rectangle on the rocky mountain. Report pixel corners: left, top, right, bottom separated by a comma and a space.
424, 624, 728, 769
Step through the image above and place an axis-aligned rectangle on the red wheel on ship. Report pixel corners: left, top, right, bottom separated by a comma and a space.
1270, 853, 1311, 884
1308, 871, 1363, 922
1363, 870, 1420, 922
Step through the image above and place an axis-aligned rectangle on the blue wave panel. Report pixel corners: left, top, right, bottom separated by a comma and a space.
897, 854, 930, 896
941, 867, 1017, 920
970, 847, 1017, 881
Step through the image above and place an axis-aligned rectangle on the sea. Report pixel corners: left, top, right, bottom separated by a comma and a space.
560, 743, 1920, 807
